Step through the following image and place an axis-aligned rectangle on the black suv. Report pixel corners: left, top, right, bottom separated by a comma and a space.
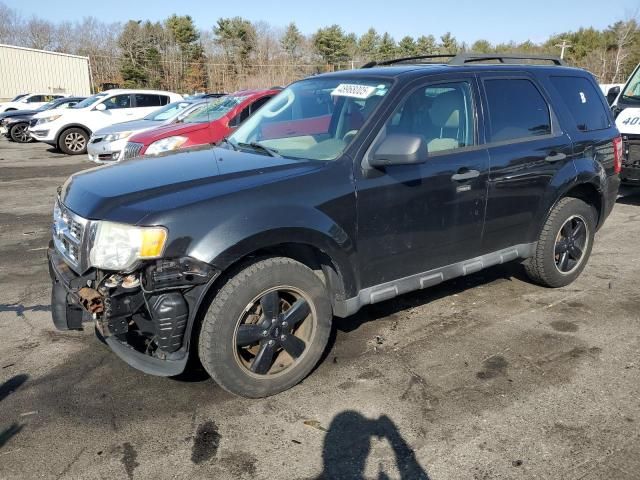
49, 54, 621, 398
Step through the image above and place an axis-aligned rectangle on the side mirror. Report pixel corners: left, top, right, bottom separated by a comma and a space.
607, 86, 621, 106
95, 103, 107, 111
369, 133, 427, 168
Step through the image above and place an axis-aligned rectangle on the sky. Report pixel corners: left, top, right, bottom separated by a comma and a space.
5, 0, 640, 44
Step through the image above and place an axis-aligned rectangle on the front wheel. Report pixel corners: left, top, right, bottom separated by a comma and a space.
198, 257, 332, 398
58, 127, 89, 155
10, 122, 32, 143
525, 197, 596, 288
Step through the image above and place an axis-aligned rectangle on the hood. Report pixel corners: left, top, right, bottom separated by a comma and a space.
60, 146, 320, 223
94, 118, 161, 136
129, 121, 211, 144
0, 109, 39, 120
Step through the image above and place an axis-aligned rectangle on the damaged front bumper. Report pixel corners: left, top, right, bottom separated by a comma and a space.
48, 246, 218, 376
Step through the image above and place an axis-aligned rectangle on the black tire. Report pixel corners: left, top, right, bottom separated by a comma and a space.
525, 197, 596, 288
198, 257, 332, 398
58, 127, 89, 155
9, 122, 32, 143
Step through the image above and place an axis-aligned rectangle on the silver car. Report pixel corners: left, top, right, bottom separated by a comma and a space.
87, 100, 208, 164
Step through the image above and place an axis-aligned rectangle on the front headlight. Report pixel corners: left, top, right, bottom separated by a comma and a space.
104, 131, 133, 142
37, 114, 62, 125
145, 136, 188, 156
89, 221, 167, 271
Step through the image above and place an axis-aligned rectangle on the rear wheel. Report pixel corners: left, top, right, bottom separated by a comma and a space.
58, 127, 89, 155
525, 197, 596, 287
9, 122, 32, 143
198, 257, 332, 398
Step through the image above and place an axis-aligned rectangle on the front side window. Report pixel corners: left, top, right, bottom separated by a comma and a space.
230, 78, 391, 160
550, 76, 610, 132
26, 95, 44, 103
102, 94, 132, 110
383, 81, 474, 155
484, 78, 551, 142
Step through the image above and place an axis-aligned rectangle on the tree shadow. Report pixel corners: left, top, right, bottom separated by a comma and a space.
0, 374, 29, 450
319, 411, 430, 480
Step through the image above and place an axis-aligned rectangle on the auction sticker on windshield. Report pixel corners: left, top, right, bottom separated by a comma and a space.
331, 84, 378, 99
617, 108, 640, 134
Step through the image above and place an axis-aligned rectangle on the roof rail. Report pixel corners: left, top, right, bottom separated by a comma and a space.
361, 53, 566, 68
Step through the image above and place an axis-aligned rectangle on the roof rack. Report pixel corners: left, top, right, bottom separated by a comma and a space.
361, 53, 566, 68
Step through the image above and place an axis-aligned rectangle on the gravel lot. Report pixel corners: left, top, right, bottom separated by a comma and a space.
1, 138, 639, 480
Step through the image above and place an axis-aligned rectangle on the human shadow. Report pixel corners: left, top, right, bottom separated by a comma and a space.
0, 303, 51, 318
319, 411, 430, 480
0, 374, 28, 450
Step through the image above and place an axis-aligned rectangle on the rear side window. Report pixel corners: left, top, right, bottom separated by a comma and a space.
484, 79, 551, 142
135, 94, 169, 107
550, 76, 610, 132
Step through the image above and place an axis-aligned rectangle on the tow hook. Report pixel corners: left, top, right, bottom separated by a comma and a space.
78, 287, 104, 314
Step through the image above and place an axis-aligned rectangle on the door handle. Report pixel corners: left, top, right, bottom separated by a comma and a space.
545, 152, 567, 162
451, 169, 480, 182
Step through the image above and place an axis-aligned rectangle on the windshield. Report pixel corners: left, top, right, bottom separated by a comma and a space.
10, 94, 27, 102
229, 78, 391, 161
623, 65, 640, 102
183, 95, 245, 124
73, 93, 107, 109
145, 101, 193, 121
37, 100, 59, 112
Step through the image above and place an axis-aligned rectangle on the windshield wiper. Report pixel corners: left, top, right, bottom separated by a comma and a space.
217, 137, 238, 150
236, 142, 281, 158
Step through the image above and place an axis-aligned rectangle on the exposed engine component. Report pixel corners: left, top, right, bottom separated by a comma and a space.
78, 287, 104, 314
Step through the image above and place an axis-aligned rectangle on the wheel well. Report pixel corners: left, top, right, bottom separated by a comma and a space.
563, 183, 602, 224
56, 125, 91, 145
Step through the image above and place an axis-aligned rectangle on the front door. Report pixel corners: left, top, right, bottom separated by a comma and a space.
355, 77, 490, 288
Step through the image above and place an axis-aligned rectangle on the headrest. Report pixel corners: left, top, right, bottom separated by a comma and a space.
429, 90, 464, 129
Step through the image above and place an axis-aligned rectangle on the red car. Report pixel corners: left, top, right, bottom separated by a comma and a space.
122, 89, 280, 160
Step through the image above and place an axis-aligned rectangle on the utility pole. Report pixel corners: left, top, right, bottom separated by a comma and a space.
555, 39, 572, 60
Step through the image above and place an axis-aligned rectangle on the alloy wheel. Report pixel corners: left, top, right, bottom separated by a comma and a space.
12, 124, 31, 142
64, 132, 86, 152
233, 287, 315, 377
554, 215, 589, 274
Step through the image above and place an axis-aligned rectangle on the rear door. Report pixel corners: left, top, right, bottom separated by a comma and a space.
133, 94, 171, 118
478, 73, 574, 252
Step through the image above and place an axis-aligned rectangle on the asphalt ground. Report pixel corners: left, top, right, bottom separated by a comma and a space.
0, 138, 639, 479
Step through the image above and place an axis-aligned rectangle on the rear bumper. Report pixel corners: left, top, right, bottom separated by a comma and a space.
600, 174, 621, 229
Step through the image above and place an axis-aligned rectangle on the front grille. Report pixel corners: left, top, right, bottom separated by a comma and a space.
53, 200, 90, 273
623, 134, 640, 167
123, 142, 144, 160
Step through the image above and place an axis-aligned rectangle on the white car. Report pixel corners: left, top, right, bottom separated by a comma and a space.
0, 93, 69, 113
87, 99, 208, 164
29, 89, 183, 155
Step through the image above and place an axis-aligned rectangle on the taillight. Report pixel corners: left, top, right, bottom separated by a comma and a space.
613, 136, 623, 174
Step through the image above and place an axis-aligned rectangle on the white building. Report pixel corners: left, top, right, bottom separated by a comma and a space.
0, 44, 91, 101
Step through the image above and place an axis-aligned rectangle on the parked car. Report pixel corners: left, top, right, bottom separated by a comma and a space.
599, 83, 624, 106
87, 99, 209, 164
0, 93, 69, 113
122, 89, 279, 160
29, 89, 183, 155
611, 63, 640, 184
48, 54, 620, 398
0, 97, 85, 143
184, 92, 227, 100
